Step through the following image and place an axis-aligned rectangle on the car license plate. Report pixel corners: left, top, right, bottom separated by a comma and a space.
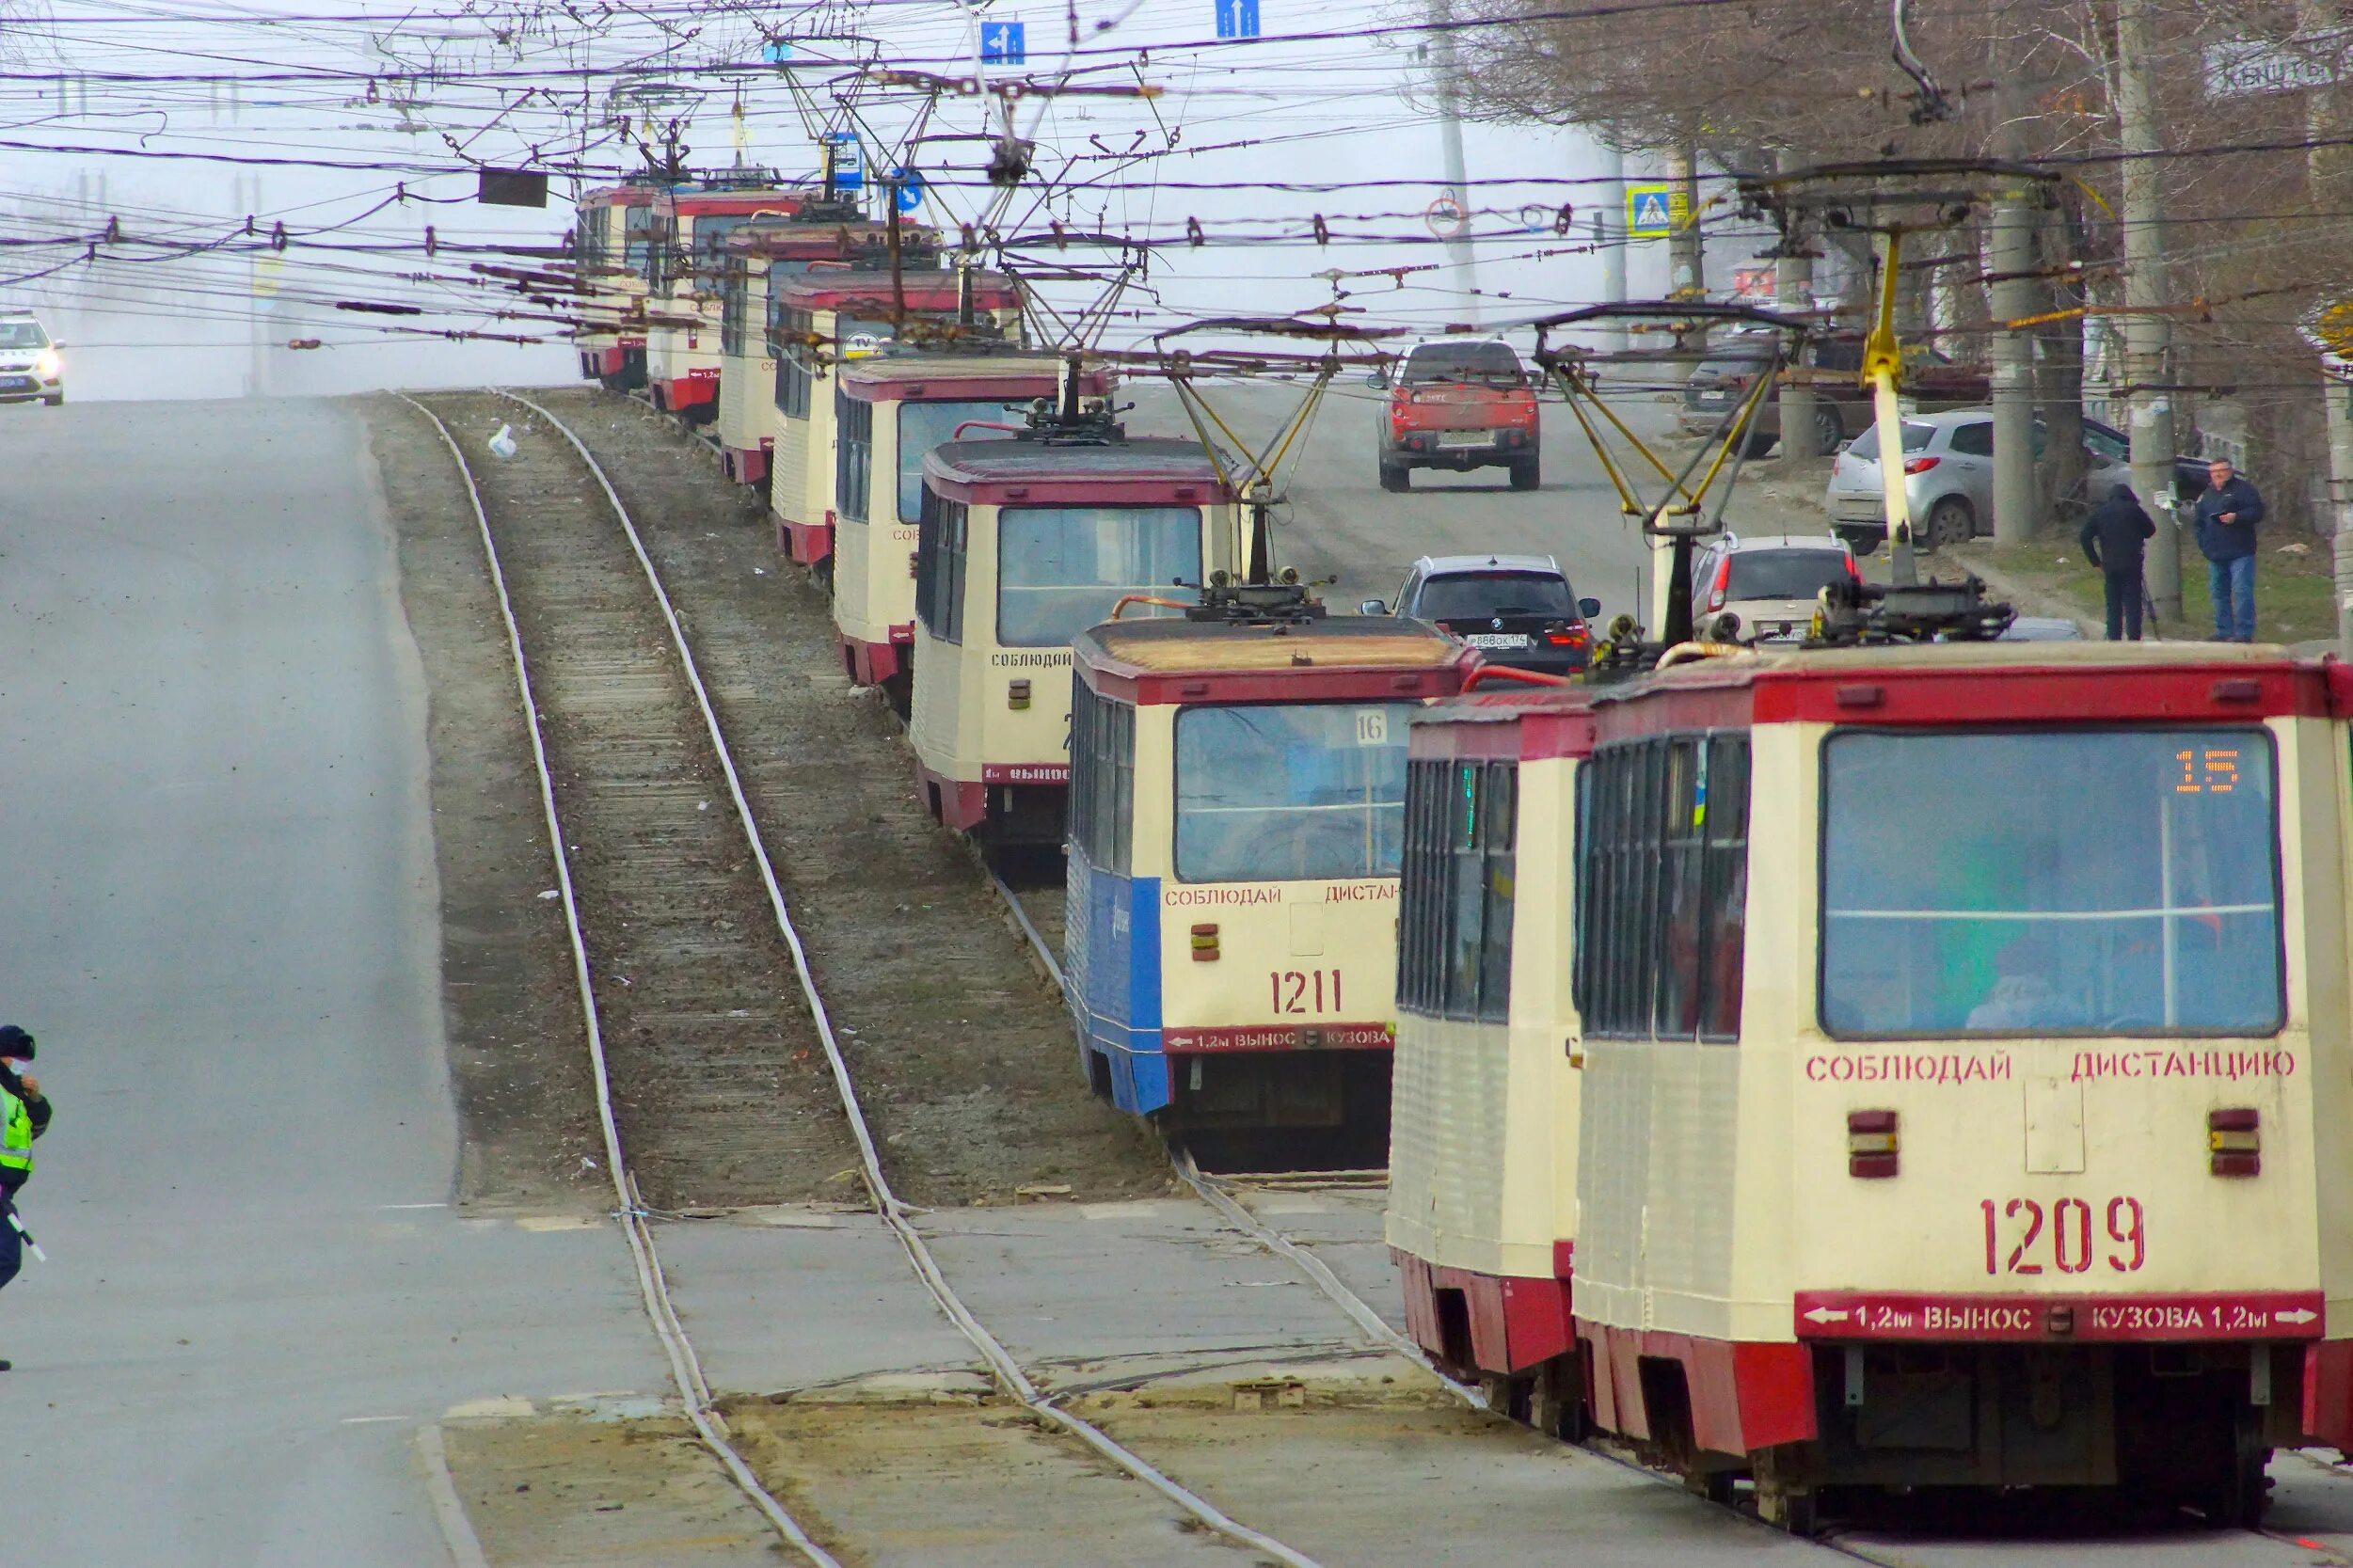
1696, 390, 1728, 404
1464, 632, 1528, 648
1438, 431, 1493, 449
0, 377, 30, 391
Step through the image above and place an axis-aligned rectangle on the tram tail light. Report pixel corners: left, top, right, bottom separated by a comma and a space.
1008, 678, 1032, 710
2209, 1108, 2261, 1176
1190, 923, 1220, 961
1848, 1109, 1899, 1178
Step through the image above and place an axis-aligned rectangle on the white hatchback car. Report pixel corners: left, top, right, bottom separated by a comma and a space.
0, 315, 63, 405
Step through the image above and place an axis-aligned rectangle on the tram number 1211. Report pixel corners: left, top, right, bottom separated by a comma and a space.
1270, 969, 1343, 1014
1982, 1196, 2145, 1275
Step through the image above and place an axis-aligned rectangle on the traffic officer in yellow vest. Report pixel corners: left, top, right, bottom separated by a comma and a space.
0, 1025, 52, 1370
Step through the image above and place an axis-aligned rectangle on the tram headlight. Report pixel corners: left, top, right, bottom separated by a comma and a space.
2209, 1108, 2261, 1177
1007, 677, 1032, 710
1190, 923, 1220, 962
1847, 1109, 1899, 1179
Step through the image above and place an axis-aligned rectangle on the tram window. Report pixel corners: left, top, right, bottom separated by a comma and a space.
1573, 734, 1752, 1040
579, 213, 607, 271
1174, 703, 1413, 884
1819, 729, 2282, 1038
898, 402, 1017, 522
720, 269, 746, 357
1395, 756, 1518, 1019
996, 507, 1202, 647
836, 392, 874, 524
1068, 682, 1136, 872
775, 308, 815, 418
914, 491, 968, 643
622, 204, 651, 274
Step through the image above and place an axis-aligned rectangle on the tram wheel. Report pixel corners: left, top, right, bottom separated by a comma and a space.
2196, 1413, 2271, 1528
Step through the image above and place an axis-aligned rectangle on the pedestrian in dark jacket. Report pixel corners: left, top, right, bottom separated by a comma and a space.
2193, 459, 2266, 641
0, 1024, 50, 1371
2079, 483, 2157, 641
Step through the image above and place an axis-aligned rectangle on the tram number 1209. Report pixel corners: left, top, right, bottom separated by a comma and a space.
1270, 969, 1343, 1014
1981, 1196, 2145, 1275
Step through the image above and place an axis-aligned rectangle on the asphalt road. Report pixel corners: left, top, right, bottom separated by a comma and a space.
0, 398, 660, 1565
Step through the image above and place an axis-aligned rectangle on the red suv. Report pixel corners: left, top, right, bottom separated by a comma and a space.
1372, 338, 1541, 492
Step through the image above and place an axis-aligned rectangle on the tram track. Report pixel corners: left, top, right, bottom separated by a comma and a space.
404, 388, 1328, 1568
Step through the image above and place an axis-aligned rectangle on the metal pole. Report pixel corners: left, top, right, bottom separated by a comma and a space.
2115, 0, 2184, 616
1429, 0, 1480, 326
1666, 141, 1703, 304
2302, 0, 2353, 652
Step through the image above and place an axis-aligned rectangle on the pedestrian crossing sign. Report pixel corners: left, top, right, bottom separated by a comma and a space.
1627, 183, 1677, 238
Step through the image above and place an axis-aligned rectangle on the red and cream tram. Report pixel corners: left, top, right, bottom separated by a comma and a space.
571, 183, 657, 389
1392, 641, 2353, 1528
711, 214, 907, 487
909, 398, 1238, 847
832, 350, 1107, 698
770, 270, 1025, 567
643, 182, 798, 421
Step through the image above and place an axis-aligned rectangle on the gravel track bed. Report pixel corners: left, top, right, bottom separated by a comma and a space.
531, 387, 1169, 1206
417, 391, 865, 1210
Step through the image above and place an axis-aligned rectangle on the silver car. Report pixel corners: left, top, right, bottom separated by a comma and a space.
1688, 532, 1858, 642
1823, 408, 2130, 555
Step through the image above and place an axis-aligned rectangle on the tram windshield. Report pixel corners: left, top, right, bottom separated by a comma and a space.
996, 506, 1201, 646
1820, 729, 2282, 1037
1174, 703, 1415, 882
898, 401, 1016, 520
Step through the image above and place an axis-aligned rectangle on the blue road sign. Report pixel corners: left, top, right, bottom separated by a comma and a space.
1215, 0, 1260, 38
821, 130, 863, 192
981, 21, 1026, 63
889, 167, 925, 213
762, 39, 792, 63
1626, 183, 1674, 237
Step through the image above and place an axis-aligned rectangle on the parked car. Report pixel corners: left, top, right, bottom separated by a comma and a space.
1362, 553, 1602, 673
0, 313, 63, 405
1681, 329, 1987, 457
1821, 408, 2202, 556
1688, 532, 1861, 641
1369, 339, 1541, 492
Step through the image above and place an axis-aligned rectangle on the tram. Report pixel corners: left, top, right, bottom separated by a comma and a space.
643, 181, 799, 421
1391, 636, 2353, 1529
711, 212, 908, 486
771, 269, 1026, 566
1388, 681, 1592, 1424
909, 391, 1237, 847
1064, 589, 1474, 1163
832, 349, 1108, 700
571, 183, 657, 389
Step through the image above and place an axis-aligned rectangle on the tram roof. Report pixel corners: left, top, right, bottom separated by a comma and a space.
722, 220, 907, 261
1074, 613, 1471, 705
1409, 641, 2348, 762
774, 270, 1021, 313
922, 436, 1232, 506
652, 188, 803, 218
580, 184, 660, 208
839, 353, 1104, 403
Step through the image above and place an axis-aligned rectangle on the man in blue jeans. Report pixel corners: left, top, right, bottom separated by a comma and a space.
2193, 458, 2266, 641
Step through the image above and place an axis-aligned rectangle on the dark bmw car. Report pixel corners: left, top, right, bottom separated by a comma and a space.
1362, 553, 1603, 673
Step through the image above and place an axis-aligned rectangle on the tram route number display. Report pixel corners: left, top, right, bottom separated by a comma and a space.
1982, 1196, 2144, 1275
1270, 968, 1344, 1014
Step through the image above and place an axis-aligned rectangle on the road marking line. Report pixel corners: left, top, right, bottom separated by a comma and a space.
342, 1415, 408, 1424
516, 1214, 601, 1232
414, 1424, 492, 1568
379, 1202, 450, 1211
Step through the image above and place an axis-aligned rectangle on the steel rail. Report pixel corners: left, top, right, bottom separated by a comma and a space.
979, 866, 1486, 1412
395, 393, 846, 1568
492, 389, 1326, 1568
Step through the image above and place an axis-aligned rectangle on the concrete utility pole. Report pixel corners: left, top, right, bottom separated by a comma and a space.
1988, 84, 2042, 546
2300, 0, 2353, 651
1599, 138, 1628, 357
1666, 141, 1704, 301
1429, 0, 1481, 326
2114, 0, 2185, 617
1773, 149, 1818, 456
